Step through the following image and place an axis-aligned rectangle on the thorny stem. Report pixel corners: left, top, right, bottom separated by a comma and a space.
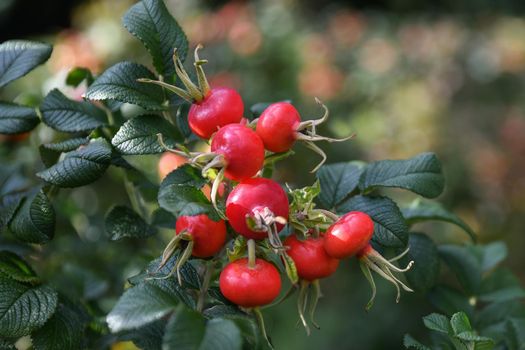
247, 239, 256, 269
253, 307, 273, 349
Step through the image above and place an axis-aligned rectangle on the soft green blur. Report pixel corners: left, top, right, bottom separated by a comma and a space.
1, 0, 524, 349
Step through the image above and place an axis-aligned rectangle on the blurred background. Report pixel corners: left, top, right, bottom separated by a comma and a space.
1, 0, 525, 349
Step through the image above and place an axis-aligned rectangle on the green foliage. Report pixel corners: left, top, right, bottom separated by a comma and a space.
0, 251, 39, 283
39, 137, 90, 167
37, 138, 112, 187
40, 89, 106, 133
123, 0, 189, 81
85, 62, 165, 110
111, 114, 181, 154
317, 161, 364, 209
105, 205, 156, 240
0, 40, 52, 88
401, 233, 440, 292
0, 102, 39, 134
65, 67, 93, 87
8, 190, 55, 244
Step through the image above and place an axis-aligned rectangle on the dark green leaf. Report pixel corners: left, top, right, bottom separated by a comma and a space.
0, 339, 15, 350
438, 245, 482, 295
317, 161, 365, 209
31, 301, 84, 350
428, 286, 473, 317
203, 305, 248, 320
359, 152, 445, 198
151, 208, 176, 229
85, 62, 165, 110
39, 137, 90, 168
106, 283, 178, 332
40, 89, 106, 133
9, 190, 55, 244
36, 138, 112, 187
479, 268, 525, 303
450, 312, 472, 334
402, 200, 476, 242
123, 0, 188, 79
119, 319, 165, 350
422, 313, 453, 334
0, 278, 58, 338
158, 165, 214, 218
402, 233, 440, 292
0, 102, 39, 134
105, 206, 156, 240
0, 40, 52, 88
403, 334, 431, 350
0, 251, 39, 283
472, 242, 507, 273
65, 67, 93, 87
162, 306, 206, 350
163, 306, 242, 350
112, 114, 180, 155
337, 195, 408, 247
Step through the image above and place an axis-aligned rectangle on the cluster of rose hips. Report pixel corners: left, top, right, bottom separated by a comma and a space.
149, 47, 413, 344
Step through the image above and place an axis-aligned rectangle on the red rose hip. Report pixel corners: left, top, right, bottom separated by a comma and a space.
324, 211, 374, 259
175, 214, 227, 258
219, 258, 282, 307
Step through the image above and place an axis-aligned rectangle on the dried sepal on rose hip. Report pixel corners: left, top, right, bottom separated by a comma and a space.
138, 45, 243, 139
156, 214, 226, 284
284, 233, 339, 335
255, 99, 353, 172
219, 239, 281, 349
324, 211, 414, 309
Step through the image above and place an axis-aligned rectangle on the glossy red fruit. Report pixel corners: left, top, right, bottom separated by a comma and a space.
225, 178, 289, 239
188, 87, 244, 139
256, 102, 300, 153
284, 234, 339, 281
175, 214, 227, 258
219, 258, 282, 307
210, 124, 265, 181
324, 211, 375, 259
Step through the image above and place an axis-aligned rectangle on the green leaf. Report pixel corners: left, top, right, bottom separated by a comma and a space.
0, 251, 39, 283
31, 301, 84, 350
36, 138, 112, 187
158, 165, 214, 218
40, 89, 106, 133
123, 0, 188, 80
162, 306, 242, 350
438, 245, 482, 295
0, 40, 52, 88
358, 152, 445, 198
0, 102, 39, 134
9, 190, 55, 244
112, 114, 180, 155
85, 62, 165, 110
422, 313, 452, 334
450, 312, 472, 334
402, 233, 440, 292
106, 283, 178, 332
472, 242, 507, 272
479, 268, 525, 303
317, 161, 365, 209
65, 67, 93, 87
119, 320, 165, 350
151, 208, 176, 229
402, 200, 476, 242
337, 195, 408, 247
0, 278, 58, 338
105, 205, 156, 240
39, 137, 90, 168
0, 339, 15, 350
403, 334, 431, 350
428, 286, 473, 317
163, 306, 206, 350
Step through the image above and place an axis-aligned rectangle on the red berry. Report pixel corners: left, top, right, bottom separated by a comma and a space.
175, 214, 227, 258
256, 102, 300, 153
211, 124, 265, 181
219, 258, 281, 307
284, 234, 339, 281
226, 178, 289, 239
324, 211, 375, 259
188, 87, 244, 139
